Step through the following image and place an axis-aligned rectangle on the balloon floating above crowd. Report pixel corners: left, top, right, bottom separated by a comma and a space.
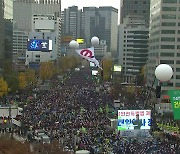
155, 64, 173, 82
69, 36, 102, 70
69, 40, 79, 49
91, 36, 99, 46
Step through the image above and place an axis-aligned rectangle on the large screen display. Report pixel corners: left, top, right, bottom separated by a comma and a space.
27, 39, 52, 51
118, 110, 151, 130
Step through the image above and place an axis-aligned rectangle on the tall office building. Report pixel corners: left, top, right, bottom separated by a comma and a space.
0, 0, 13, 71
120, 0, 150, 26
147, 0, 180, 102
4, 0, 13, 62
13, 0, 61, 31
119, 15, 149, 83
61, 6, 84, 39
0, 0, 4, 70
83, 7, 118, 57
13, 0, 61, 70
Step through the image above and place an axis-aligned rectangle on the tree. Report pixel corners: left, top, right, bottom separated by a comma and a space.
58, 56, 80, 74
137, 65, 146, 86
18, 72, 27, 89
25, 69, 36, 86
39, 61, 56, 81
102, 59, 113, 81
3, 73, 19, 92
126, 84, 135, 94
3, 60, 19, 92
0, 77, 9, 97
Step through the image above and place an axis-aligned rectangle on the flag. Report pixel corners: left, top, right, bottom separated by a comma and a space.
81, 126, 87, 133
75, 47, 102, 69
99, 107, 103, 113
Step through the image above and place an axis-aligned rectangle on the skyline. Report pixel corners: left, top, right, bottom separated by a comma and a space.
61, 0, 120, 22
61, 0, 120, 10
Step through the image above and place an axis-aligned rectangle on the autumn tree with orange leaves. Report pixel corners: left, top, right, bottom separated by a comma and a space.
0, 77, 9, 97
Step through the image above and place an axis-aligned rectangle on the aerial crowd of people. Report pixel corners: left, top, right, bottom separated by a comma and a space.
2, 68, 179, 153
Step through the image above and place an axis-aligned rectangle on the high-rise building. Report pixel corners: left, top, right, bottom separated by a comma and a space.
25, 14, 60, 68
0, 0, 4, 70
61, 6, 84, 39
13, 0, 61, 31
4, 0, 13, 64
0, 0, 13, 71
147, 0, 180, 102
83, 7, 118, 57
119, 15, 149, 83
13, 0, 61, 70
120, 0, 150, 26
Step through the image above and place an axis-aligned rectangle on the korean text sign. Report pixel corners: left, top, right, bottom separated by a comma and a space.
118, 110, 151, 130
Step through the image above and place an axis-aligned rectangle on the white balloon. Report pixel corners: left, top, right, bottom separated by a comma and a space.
91, 36, 99, 46
69, 40, 79, 49
155, 64, 173, 82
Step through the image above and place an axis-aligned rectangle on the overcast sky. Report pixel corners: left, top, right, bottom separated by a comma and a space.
61, 0, 120, 22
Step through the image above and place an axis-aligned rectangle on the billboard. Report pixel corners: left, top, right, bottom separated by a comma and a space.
76, 38, 84, 44
114, 65, 122, 72
118, 110, 151, 130
27, 39, 52, 51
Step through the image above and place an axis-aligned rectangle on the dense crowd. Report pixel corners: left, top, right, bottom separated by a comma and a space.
20, 68, 180, 153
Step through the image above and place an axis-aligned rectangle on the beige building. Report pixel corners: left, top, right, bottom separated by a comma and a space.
147, 0, 180, 102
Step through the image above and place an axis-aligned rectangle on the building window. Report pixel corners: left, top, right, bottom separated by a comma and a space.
176, 75, 180, 79
162, 82, 173, 87
143, 10, 146, 13
162, 22, 176, 26
160, 60, 174, 64
160, 53, 174, 57
162, 7, 177, 11
134, 1, 137, 4
176, 60, 180, 64
162, 14, 176, 19
35, 55, 40, 58
161, 37, 175, 42
177, 45, 180, 49
176, 83, 180, 87
161, 30, 175, 34
161, 45, 175, 49
134, 10, 137, 13
143, 1, 146, 4
163, 0, 177, 3
176, 68, 180, 72
177, 53, 180, 57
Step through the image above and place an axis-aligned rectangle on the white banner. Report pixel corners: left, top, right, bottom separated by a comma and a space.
118, 110, 151, 130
